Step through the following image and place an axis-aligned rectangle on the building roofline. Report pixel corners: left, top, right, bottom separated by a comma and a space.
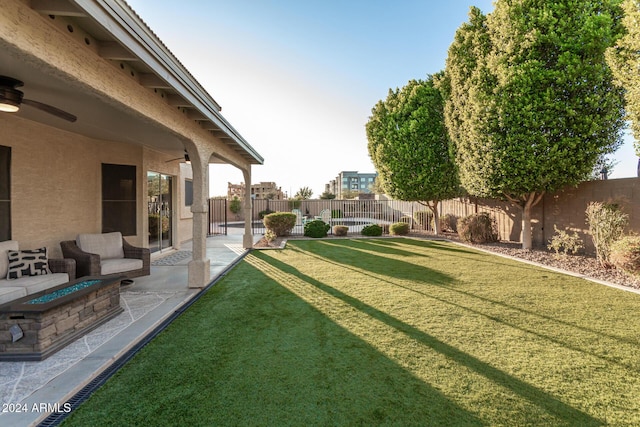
72, 0, 263, 164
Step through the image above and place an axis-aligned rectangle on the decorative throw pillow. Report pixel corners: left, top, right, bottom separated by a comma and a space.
6, 248, 51, 279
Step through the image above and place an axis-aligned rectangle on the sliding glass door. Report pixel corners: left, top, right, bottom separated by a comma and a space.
147, 172, 173, 253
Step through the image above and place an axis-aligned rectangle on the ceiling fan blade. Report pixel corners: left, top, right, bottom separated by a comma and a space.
22, 98, 77, 123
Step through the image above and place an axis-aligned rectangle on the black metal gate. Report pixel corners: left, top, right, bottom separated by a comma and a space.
208, 198, 227, 235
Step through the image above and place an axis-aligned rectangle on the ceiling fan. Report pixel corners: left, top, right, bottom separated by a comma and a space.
0, 76, 77, 122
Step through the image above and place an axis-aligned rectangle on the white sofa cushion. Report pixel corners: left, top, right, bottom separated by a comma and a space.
14, 273, 70, 295
77, 232, 124, 260
0, 240, 19, 278
0, 285, 27, 306
101, 258, 143, 276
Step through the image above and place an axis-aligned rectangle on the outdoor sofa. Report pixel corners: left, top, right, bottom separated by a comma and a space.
61, 232, 150, 279
0, 240, 76, 305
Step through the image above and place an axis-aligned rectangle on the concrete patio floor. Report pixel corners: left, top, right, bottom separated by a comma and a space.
0, 232, 261, 427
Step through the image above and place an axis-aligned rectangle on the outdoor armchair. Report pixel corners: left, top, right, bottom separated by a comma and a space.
61, 232, 150, 279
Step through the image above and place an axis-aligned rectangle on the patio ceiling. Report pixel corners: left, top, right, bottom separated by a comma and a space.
0, 0, 263, 166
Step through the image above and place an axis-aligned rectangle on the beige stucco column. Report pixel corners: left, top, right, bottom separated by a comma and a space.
242, 167, 253, 249
187, 147, 211, 288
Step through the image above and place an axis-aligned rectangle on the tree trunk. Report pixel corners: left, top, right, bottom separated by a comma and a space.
522, 203, 533, 250
520, 192, 544, 250
428, 200, 440, 235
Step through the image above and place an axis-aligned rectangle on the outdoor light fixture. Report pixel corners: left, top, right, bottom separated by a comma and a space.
165, 151, 191, 164
0, 87, 21, 113
0, 76, 77, 121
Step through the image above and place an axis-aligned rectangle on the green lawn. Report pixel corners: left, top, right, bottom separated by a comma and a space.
63, 238, 640, 426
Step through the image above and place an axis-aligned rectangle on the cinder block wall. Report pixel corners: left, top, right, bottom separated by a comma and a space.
440, 178, 640, 252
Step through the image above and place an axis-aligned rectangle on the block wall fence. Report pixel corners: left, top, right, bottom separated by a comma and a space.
440, 177, 640, 252
211, 178, 639, 253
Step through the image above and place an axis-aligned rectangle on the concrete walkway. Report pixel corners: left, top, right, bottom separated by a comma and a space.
0, 232, 261, 427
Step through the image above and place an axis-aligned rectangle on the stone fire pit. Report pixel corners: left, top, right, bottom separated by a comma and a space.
0, 275, 124, 361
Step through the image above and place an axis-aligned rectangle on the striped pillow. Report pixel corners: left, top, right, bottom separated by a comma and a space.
6, 248, 51, 279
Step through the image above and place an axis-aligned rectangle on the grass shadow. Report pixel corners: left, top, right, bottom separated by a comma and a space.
290, 239, 455, 286
64, 258, 484, 426
259, 252, 602, 426
289, 239, 640, 372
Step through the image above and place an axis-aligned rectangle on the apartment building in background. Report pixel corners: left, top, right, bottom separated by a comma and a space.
326, 171, 377, 199
227, 181, 284, 200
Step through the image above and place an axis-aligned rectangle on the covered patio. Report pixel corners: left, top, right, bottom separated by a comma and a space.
0, 231, 261, 427
0, 0, 263, 288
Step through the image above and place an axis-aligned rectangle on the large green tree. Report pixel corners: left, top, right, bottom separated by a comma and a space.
366, 76, 460, 235
442, 0, 626, 249
607, 0, 640, 160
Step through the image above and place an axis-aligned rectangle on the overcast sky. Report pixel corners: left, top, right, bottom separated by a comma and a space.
127, 0, 639, 197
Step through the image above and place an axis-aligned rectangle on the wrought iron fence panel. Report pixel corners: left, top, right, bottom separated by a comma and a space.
208, 198, 227, 235
247, 199, 434, 236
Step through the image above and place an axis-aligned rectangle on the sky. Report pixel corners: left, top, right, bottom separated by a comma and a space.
127, 0, 639, 198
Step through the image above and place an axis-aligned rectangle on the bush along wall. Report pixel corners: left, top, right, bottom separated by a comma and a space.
390, 222, 410, 235
333, 225, 348, 236
263, 212, 297, 236
361, 224, 383, 237
304, 220, 330, 238
458, 213, 499, 243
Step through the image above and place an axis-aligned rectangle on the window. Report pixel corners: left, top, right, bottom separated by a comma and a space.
368, 177, 374, 182
0, 146, 10, 241
184, 179, 193, 206
102, 164, 136, 236
360, 177, 366, 182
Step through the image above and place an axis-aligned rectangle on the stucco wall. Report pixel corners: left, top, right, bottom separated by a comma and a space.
2, 114, 191, 258
440, 178, 640, 252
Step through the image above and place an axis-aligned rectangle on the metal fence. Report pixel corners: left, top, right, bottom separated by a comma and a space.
250, 199, 434, 235
208, 198, 227, 235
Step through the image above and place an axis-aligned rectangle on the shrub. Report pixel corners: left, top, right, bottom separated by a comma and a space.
547, 225, 584, 256
413, 210, 433, 230
389, 222, 410, 235
333, 225, 348, 236
263, 212, 296, 237
458, 213, 499, 243
304, 220, 330, 238
258, 209, 275, 219
610, 235, 640, 276
264, 229, 277, 245
361, 224, 383, 236
229, 196, 242, 218
585, 202, 628, 267
440, 214, 457, 232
